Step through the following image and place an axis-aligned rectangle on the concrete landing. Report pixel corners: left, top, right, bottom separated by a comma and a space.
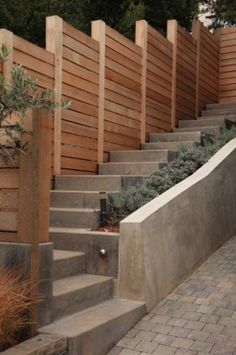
109, 236, 236, 354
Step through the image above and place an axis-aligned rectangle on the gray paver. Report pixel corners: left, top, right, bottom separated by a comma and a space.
108, 237, 236, 355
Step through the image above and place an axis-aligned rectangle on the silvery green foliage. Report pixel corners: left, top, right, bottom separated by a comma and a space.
108, 127, 236, 224
0, 45, 69, 160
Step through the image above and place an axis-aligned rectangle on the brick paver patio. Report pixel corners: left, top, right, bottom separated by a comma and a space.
108, 236, 236, 355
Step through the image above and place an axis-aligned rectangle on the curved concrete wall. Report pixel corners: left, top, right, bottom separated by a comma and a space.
118, 139, 236, 311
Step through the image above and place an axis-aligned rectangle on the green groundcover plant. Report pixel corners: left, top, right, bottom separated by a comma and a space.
108, 127, 236, 224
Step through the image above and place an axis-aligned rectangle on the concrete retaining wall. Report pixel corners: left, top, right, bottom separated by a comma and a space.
118, 139, 236, 311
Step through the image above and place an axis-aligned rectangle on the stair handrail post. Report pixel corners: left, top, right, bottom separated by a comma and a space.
46, 16, 63, 175
136, 20, 148, 144
167, 19, 178, 129
92, 20, 106, 165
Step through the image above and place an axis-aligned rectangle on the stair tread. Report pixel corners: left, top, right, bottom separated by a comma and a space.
145, 140, 196, 144
50, 226, 119, 236
53, 249, 85, 261
53, 274, 113, 297
100, 162, 163, 165
50, 207, 100, 212
39, 298, 145, 337
51, 190, 119, 193
111, 149, 170, 153
174, 126, 220, 131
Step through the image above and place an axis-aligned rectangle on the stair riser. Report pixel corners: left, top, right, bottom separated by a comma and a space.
55, 176, 122, 192
53, 255, 86, 281
99, 163, 165, 176
50, 210, 100, 229
174, 127, 221, 136
202, 110, 236, 117
179, 118, 228, 128
110, 150, 176, 162
51, 191, 102, 209
142, 141, 197, 151
50, 231, 119, 278
206, 103, 236, 111
53, 279, 113, 320
149, 132, 202, 143
67, 305, 145, 355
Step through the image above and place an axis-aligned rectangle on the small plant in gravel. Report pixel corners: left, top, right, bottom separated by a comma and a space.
108, 127, 236, 224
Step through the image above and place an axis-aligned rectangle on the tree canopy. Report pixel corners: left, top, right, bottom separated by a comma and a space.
202, 1, 236, 28
0, 0, 201, 46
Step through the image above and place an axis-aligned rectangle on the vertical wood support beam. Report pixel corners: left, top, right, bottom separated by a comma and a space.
18, 108, 52, 333
46, 16, 63, 175
192, 20, 201, 117
214, 29, 221, 103
0, 29, 13, 80
167, 20, 178, 129
92, 20, 105, 164
136, 20, 148, 144
18, 108, 52, 244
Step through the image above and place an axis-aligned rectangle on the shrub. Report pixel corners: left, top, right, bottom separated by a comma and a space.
108, 128, 236, 223
0, 268, 36, 351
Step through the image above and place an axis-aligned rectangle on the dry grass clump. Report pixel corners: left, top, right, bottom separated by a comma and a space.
0, 268, 35, 351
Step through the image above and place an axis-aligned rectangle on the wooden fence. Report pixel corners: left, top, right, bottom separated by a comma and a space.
217, 27, 236, 103
0, 17, 235, 197
0, 109, 52, 243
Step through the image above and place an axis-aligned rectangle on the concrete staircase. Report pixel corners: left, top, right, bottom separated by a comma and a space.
41, 103, 236, 355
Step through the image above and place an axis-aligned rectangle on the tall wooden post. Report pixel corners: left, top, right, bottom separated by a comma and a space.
136, 20, 148, 144
0, 29, 13, 80
17, 108, 52, 334
18, 109, 52, 244
167, 20, 178, 129
46, 16, 63, 175
92, 20, 105, 164
192, 20, 201, 118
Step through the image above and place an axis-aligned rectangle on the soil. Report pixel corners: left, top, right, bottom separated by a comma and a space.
95, 225, 120, 233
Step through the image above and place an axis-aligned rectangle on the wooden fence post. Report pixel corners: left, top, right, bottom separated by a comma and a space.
17, 108, 52, 333
136, 20, 148, 144
92, 20, 105, 164
192, 20, 201, 118
18, 108, 52, 244
46, 16, 63, 175
167, 20, 178, 129
0, 29, 13, 80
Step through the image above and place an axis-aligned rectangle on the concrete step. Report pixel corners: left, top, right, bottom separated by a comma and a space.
51, 190, 118, 209
99, 162, 165, 175
55, 175, 144, 191
55, 175, 122, 192
201, 110, 236, 117
110, 150, 177, 162
149, 131, 203, 143
50, 208, 100, 229
142, 141, 197, 151
53, 250, 86, 281
179, 117, 231, 128
50, 228, 119, 278
53, 274, 113, 320
174, 126, 221, 136
205, 103, 236, 111
39, 298, 146, 355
